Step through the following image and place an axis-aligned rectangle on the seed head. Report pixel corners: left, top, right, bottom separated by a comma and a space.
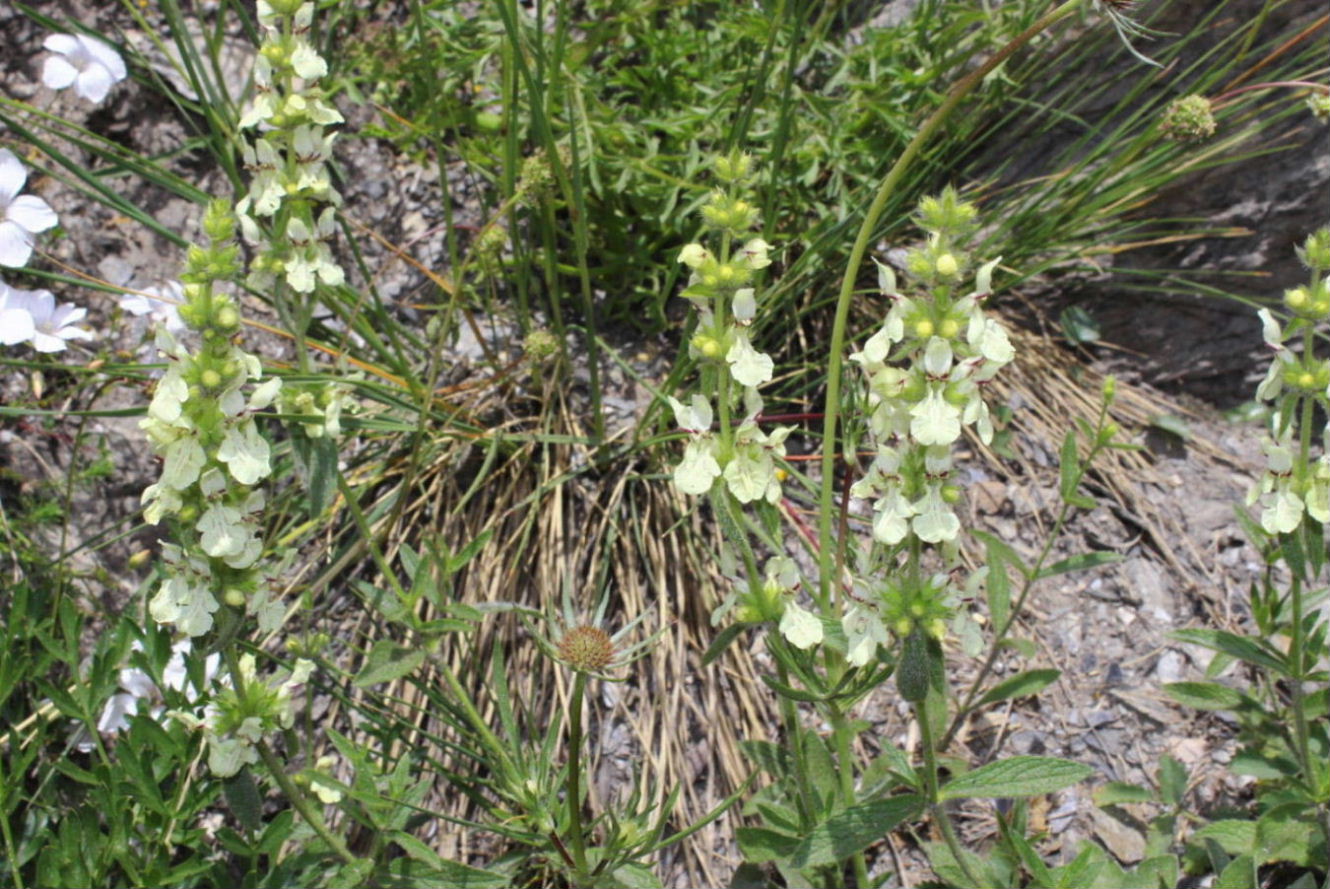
558, 626, 615, 673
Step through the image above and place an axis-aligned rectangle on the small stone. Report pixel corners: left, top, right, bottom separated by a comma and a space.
1155, 649, 1187, 683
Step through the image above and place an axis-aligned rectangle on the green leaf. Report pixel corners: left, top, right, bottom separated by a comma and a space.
760, 672, 825, 703
1093, 781, 1155, 807
1148, 414, 1191, 441
1256, 810, 1321, 866
353, 639, 427, 687
702, 623, 745, 668
939, 756, 1094, 801
1059, 429, 1083, 504
1162, 681, 1244, 710
1157, 755, 1187, 808
609, 862, 663, 889
1169, 628, 1287, 674
328, 859, 375, 889
1215, 853, 1258, 889
385, 838, 509, 887
791, 795, 924, 868
1060, 305, 1100, 344
1196, 820, 1256, 855
741, 740, 791, 779
736, 826, 799, 864
223, 768, 264, 834
1035, 551, 1121, 579
976, 669, 1060, 707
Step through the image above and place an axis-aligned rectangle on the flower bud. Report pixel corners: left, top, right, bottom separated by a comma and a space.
914, 318, 935, 338
1102, 375, 1117, 404
215, 305, 240, 331
935, 253, 959, 278
938, 317, 960, 339
714, 153, 753, 183
1298, 227, 1330, 270
1285, 286, 1309, 311
200, 368, 223, 389
223, 588, 247, 607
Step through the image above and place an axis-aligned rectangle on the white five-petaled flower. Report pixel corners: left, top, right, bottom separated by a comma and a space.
0, 284, 91, 352
41, 33, 128, 105
0, 149, 59, 268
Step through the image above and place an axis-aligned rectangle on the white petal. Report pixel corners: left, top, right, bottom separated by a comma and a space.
8, 194, 59, 234
0, 221, 35, 268
75, 65, 116, 104
41, 56, 80, 90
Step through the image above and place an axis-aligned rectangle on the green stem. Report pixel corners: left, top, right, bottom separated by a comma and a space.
814, 0, 1087, 609
220, 650, 358, 868
566, 672, 591, 882
918, 695, 982, 888
830, 706, 869, 887
256, 740, 358, 867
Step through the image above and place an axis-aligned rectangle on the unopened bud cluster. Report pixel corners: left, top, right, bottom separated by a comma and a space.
236, 1, 344, 295
1249, 228, 1330, 533
670, 154, 792, 504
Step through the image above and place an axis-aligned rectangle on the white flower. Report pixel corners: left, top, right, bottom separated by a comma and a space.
779, 601, 823, 649
741, 238, 772, 270
668, 394, 712, 433
120, 281, 185, 333
913, 485, 961, 543
0, 285, 91, 352
1262, 487, 1304, 534
910, 386, 961, 446
872, 487, 916, 545
843, 603, 889, 667
674, 436, 721, 495
217, 419, 273, 485
678, 243, 710, 268
41, 33, 127, 104
0, 150, 59, 268
727, 330, 774, 387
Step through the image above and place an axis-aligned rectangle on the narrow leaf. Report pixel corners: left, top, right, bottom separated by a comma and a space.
1162, 681, 1244, 711
976, 669, 1061, 707
1035, 551, 1121, 579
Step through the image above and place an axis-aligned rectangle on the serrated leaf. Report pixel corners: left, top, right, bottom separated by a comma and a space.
1093, 781, 1155, 807
1157, 755, 1187, 808
741, 740, 791, 779
353, 639, 427, 687
1163, 681, 1244, 710
939, 756, 1094, 801
1215, 853, 1257, 889
1035, 551, 1120, 579
737, 826, 799, 864
610, 862, 663, 889
328, 859, 375, 889
791, 795, 924, 868
976, 669, 1060, 707
1196, 820, 1257, 855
